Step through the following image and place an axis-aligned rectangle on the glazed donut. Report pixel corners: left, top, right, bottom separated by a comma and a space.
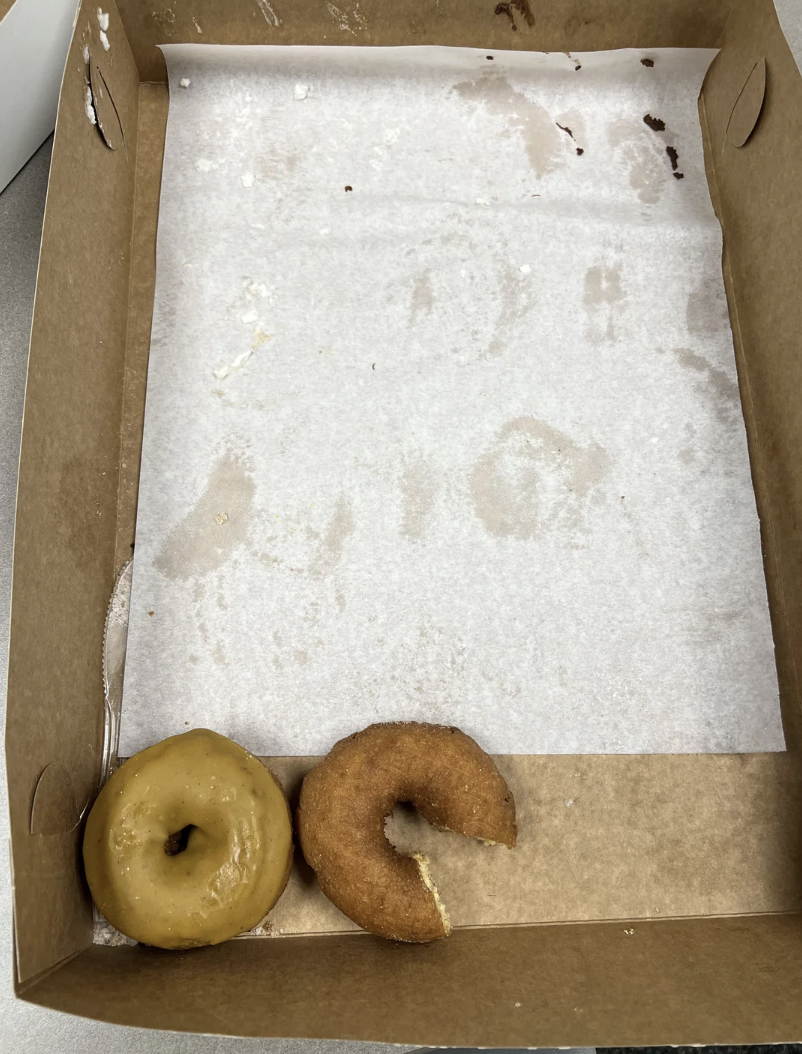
297, 722, 516, 942
83, 728, 293, 949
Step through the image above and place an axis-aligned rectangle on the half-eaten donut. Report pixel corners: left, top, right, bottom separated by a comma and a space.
297, 721, 516, 942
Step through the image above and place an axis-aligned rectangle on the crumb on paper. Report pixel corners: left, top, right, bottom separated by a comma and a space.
213, 341, 271, 381
93, 913, 135, 947
97, 7, 109, 31
179, 77, 191, 88
240, 311, 258, 325
84, 85, 97, 125
244, 915, 274, 937
251, 325, 274, 350
99, 29, 110, 50
215, 512, 229, 525
519, 263, 532, 274
147, 610, 154, 617
475, 197, 490, 205
241, 172, 255, 188
294, 84, 310, 100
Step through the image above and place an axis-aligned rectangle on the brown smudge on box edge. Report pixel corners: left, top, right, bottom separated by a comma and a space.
493, 0, 534, 31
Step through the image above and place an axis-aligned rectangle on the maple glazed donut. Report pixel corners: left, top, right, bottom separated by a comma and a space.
297, 722, 516, 942
83, 728, 293, 949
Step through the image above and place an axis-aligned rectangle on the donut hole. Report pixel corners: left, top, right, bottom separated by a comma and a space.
164, 824, 198, 856
383, 800, 430, 853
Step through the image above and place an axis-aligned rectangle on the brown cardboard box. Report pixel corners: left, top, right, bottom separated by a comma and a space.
6, 0, 802, 1043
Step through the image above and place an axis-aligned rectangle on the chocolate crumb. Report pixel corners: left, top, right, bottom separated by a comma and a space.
643, 113, 666, 132
641, 57, 655, 67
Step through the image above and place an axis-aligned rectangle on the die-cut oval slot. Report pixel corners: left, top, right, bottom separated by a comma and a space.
30, 762, 80, 836
726, 56, 766, 148
89, 61, 124, 150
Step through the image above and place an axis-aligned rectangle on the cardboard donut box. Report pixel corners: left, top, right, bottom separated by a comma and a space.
6, 0, 802, 1043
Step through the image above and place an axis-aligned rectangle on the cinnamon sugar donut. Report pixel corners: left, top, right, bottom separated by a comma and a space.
297, 722, 516, 942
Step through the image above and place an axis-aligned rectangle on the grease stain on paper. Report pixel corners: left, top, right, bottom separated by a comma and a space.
607, 119, 669, 205
555, 108, 587, 155
155, 451, 255, 580
673, 347, 739, 423
484, 261, 534, 359
399, 458, 440, 540
584, 264, 625, 344
454, 74, 563, 178
308, 497, 354, 578
470, 417, 611, 539
686, 275, 730, 338
409, 272, 435, 323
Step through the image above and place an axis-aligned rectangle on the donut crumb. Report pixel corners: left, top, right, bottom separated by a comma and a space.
413, 852, 451, 936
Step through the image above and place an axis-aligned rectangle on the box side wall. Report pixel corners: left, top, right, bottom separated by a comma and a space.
4, 0, 141, 983
699, 0, 802, 747
117, 0, 733, 82
20, 914, 802, 1045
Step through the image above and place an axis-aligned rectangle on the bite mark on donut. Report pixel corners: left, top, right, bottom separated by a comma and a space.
413, 852, 451, 937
